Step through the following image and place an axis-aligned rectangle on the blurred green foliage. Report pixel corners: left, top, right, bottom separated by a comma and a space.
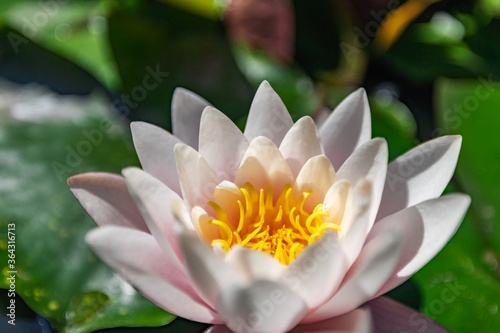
1, 0, 500, 332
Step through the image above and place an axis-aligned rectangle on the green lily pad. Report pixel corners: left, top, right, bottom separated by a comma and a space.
0, 82, 175, 332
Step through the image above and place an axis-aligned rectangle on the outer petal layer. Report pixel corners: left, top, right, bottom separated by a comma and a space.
369, 297, 450, 333
122, 167, 185, 269
377, 135, 462, 220
172, 87, 211, 149
371, 194, 471, 297
68, 172, 148, 232
280, 232, 346, 310
216, 280, 307, 333
131, 122, 182, 194
305, 227, 401, 322
86, 226, 220, 323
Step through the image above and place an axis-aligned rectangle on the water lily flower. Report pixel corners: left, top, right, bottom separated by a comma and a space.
68, 81, 470, 332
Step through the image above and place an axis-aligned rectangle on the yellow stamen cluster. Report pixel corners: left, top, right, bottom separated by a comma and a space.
206, 183, 341, 265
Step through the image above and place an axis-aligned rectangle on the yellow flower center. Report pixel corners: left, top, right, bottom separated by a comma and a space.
206, 183, 341, 265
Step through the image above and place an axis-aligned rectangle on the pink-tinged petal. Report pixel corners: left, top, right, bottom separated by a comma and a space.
216, 280, 307, 333
339, 179, 372, 265
280, 232, 346, 310
291, 306, 373, 333
68, 172, 148, 232
225, 246, 286, 282
371, 194, 471, 297
377, 135, 462, 221
174, 143, 222, 211
86, 226, 221, 323
122, 167, 185, 270
199, 107, 249, 180
244, 81, 294, 146
131, 121, 182, 195
234, 137, 294, 197
177, 230, 245, 308
294, 155, 337, 211
279, 116, 324, 177
368, 297, 450, 333
319, 88, 371, 170
305, 227, 401, 322
322, 179, 352, 225
204, 326, 233, 333
172, 87, 212, 149
337, 138, 388, 225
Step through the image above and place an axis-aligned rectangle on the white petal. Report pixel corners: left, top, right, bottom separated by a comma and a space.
371, 194, 471, 297
294, 155, 337, 211
377, 135, 462, 221
291, 306, 373, 333
319, 88, 371, 170
68, 172, 148, 232
337, 138, 388, 225
225, 246, 286, 282
305, 228, 402, 322
234, 136, 294, 196
172, 87, 211, 149
177, 230, 245, 308
279, 116, 324, 177
244, 81, 294, 146
280, 232, 346, 310
322, 179, 352, 225
199, 107, 249, 180
122, 167, 184, 269
174, 143, 222, 210
131, 121, 182, 195
86, 226, 220, 323
216, 280, 307, 333
339, 179, 372, 265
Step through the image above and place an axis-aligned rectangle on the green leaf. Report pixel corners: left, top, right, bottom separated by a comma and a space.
156, 0, 223, 19
0, 0, 119, 89
0, 83, 175, 332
